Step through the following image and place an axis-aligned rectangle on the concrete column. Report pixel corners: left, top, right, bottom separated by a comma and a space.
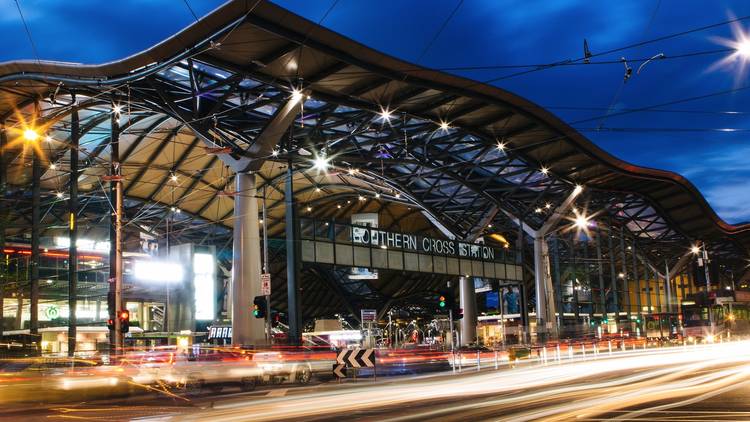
231, 172, 265, 346
459, 276, 477, 346
534, 235, 557, 341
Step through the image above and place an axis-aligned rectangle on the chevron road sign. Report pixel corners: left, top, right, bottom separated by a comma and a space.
332, 363, 346, 378
335, 348, 376, 369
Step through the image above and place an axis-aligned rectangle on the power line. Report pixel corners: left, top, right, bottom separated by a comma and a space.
482, 14, 750, 84
182, 0, 200, 23
571, 84, 750, 125
416, 0, 465, 63
13, 0, 40, 64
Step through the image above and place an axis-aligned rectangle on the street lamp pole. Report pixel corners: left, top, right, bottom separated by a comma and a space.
693, 243, 714, 328
701, 246, 714, 327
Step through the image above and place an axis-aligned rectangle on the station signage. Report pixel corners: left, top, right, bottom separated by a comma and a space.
352, 226, 500, 261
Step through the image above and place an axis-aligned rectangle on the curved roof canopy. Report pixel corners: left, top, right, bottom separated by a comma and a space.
0, 0, 747, 297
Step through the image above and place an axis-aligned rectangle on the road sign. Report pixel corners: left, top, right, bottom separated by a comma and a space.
332, 363, 346, 378
336, 348, 376, 368
361, 309, 377, 322
261, 273, 271, 296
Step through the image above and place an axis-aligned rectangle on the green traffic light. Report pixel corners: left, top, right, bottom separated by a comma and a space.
439, 302, 446, 308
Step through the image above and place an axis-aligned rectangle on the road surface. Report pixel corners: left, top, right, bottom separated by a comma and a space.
3, 341, 750, 421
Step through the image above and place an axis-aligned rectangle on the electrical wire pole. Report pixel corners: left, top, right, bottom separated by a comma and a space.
702, 245, 714, 327
262, 185, 271, 343
108, 110, 123, 355
447, 280, 455, 353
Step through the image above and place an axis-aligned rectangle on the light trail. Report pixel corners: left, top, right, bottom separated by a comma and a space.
159, 341, 750, 422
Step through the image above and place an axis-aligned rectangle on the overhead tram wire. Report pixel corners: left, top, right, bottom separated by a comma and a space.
570, 83, 750, 126
13, 0, 40, 66
595, 0, 663, 131
270, 13, 750, 113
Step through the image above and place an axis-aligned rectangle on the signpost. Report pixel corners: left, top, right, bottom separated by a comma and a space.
261, 273, 271, 296
361, 309, 377, 348
361, 309, 376, 322
333, 348, 377, 380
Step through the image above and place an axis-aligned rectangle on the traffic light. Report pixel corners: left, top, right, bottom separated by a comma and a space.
454, 307, 464, 320
253, 296, 267, 319
107, 318, 114, 330
438, 294, 447, 309
119, 310, 130, 333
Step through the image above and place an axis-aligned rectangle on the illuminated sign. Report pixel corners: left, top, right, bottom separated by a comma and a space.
133, 260, 185, 283
194, 253, 215, 320
352, 227, 499, 261
54, 236, 109, 252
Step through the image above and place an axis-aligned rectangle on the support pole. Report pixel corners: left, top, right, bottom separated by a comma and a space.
30, 138, 41, 335
459, 275, 476, 346
262, 185, 271, 342
230, 172, 264, 346
109, 111, 123, 354
68, 107, 79, 357
533, 235, 557, 341
285, 153, 302, 345
0, 125, 6, 337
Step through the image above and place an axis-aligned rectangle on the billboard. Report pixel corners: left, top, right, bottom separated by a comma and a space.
350, 213, 378, 280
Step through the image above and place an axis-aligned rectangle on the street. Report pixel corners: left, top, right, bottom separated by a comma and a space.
4, 341, 749, 421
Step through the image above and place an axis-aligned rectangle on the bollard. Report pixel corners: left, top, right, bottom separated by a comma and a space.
581, 344, 586, 360
568, 344, 573, 360
632, 343, 636, 351
608, 340, 612, 356
643, 341, 646, 350
556, 345, 561, 363
458, 352, 462, 372
593, 343, 598, 358
452, 351, 456, 374
621, 340, 626, 351
494, 350, 498, 370
477, 351, 481, 372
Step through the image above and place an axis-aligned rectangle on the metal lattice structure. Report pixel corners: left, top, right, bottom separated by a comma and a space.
0, 0, 748, 321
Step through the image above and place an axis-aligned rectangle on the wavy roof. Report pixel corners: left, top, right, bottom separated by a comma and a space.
0, 0, 747, 262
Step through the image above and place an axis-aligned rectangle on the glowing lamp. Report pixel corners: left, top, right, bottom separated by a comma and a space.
23, 129, 39, 142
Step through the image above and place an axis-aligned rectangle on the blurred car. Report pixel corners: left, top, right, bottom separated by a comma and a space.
156, 348, 263, 393
0, 357, 132, 405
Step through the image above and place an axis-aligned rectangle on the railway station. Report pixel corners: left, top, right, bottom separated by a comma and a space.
0, 0, 748, 356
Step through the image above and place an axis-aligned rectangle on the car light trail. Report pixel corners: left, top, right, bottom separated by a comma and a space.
162, 341, 750, 422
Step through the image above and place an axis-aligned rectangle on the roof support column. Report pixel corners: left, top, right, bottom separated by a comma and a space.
219, 95, 303, 346
30, 134, 41, 335
68, 106, 79, 357
0, 124, 6, 337
459, 275, 476, 346
503, 186, 581, 342
231, 172, 265, 346
285, 147, 302, 346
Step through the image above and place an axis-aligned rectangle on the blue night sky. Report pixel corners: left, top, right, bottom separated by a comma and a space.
1, 1, 749, 223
